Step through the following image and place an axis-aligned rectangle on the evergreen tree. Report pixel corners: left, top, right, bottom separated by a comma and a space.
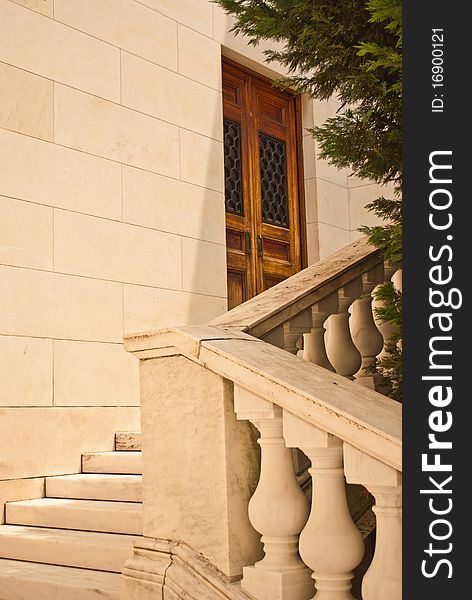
215, 0, 403, 399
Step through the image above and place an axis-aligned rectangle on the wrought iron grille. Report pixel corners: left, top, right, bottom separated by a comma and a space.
259, 132, 289, 228
223, 119, 244, 216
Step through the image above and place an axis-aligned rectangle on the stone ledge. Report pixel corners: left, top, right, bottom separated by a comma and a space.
122, 538, 251, 600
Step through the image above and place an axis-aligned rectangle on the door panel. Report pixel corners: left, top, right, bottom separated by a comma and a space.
223, 60, 303, 308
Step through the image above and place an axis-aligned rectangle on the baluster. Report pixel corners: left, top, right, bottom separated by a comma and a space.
392, 268, 402, 292
234, 386, 313, 600
344, 445, 402, 600
326, 280, 362, 379
284, 310, 313, 355
351, 267, 384, 390
303, 295, 337, 371
284, 413, 364, 600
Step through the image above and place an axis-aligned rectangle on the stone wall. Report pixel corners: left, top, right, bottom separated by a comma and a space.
0, 0, 380, 487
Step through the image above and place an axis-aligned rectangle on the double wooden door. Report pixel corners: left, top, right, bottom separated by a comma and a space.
223, 60, 304, 309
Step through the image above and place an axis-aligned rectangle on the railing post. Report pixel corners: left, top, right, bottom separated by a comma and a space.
234, 386, 313, 600
344, 444, 402, 600
303, 294, 337, 371
284, 412, 364, 600
326, 280, 362, 379
135, 353, 262, 581
351, 267, 384, 390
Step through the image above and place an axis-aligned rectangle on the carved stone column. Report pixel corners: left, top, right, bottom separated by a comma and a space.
235, 387, 313, 600
284, 311, 313, 356
326, 280, 362, 379
344, 444, 402, 600
303, 295, 337, 371
351, 268, 384, 390
284, 413, 364, 600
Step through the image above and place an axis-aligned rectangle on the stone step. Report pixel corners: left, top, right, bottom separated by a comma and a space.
6, 498, 142, 535
115, 431, 142, 451
46, 474, 142, 502
0, 558, 121, 600
82, 451, 142, 474
0, 525, 137, 572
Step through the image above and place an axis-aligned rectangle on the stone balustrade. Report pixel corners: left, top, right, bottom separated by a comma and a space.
122, 238, 402, 600
210, 237, 401, 394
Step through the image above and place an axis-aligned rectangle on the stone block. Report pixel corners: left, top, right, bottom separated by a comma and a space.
10, 0, 53, 17
0, 196, 53, 270
300, 93, 314, 130
121, 52, 222, 141
54, 85, 179, 177
0, 0, 120, 101
179, 129, 224, 192
0, 129, 122, 220
54, 210, 182, 289
304, 178, 318, 225
0, 62, 52, 140
54, 0, 178, 70
0, 265, 123, 342
54, 340, 139, 407
306, 222, 320, 265
181, 238, 227, 297
122, 166, 225, 244
124, 286, 227, 336
349, 184, 385, 231
317, 223, 350, 259
0, 335, 52, 407
178, 24, 221, 90
138, 0, 213, 37
316, 178, 350, 230
302, 135, 317, 180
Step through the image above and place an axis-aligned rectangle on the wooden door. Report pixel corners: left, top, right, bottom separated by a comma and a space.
223, 60, 304, 309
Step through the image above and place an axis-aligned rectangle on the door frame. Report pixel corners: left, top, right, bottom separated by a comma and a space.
222, 57, 308, 285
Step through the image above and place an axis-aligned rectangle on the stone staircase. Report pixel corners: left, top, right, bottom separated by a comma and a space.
0, 432, 142, 600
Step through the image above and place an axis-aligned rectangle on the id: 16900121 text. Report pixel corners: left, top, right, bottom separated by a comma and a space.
432, 29, 444, 113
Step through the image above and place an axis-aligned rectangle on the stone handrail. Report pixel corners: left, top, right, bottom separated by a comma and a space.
210, 236, 384, 338
123, 238, 402, 600
211, 236, 401, 392
126, 326, 400, 470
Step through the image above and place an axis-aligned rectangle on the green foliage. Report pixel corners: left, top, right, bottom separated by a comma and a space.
370, 282, 403, 401
359, 197, 402, 263
215, 0, 403, 399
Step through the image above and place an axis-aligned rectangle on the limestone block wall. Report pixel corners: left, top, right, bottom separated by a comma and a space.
0, 0, 232, 488
0, 0, 378, 493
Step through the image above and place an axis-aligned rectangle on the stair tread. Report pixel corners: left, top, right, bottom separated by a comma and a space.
0, 525, 137, 573
115, 431, 140, 434
82, 451, 141, 457
7, 497, 141, 511
0, 524, 138, 546
6, 498, 142, 535
0, 558, 120, 599
46, 474, 142, 502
